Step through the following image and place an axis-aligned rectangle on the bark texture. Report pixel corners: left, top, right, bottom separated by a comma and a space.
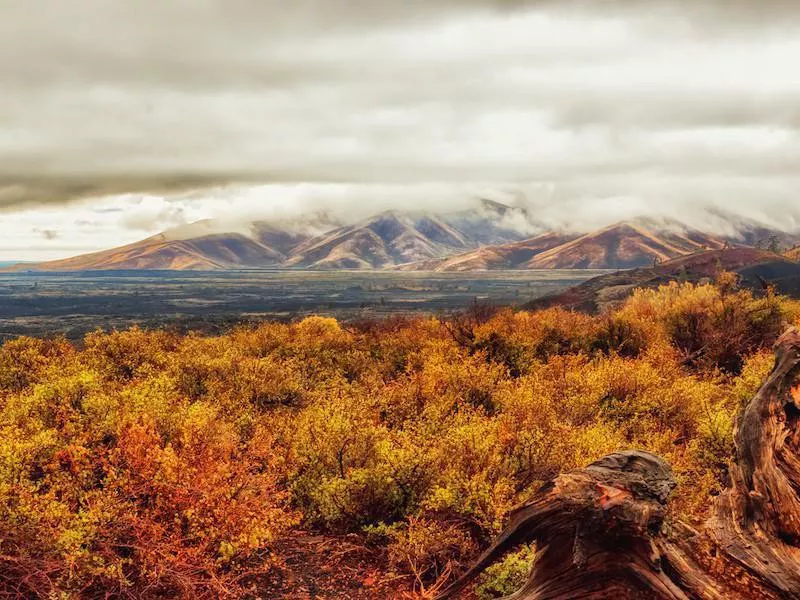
438, 328, 800, 600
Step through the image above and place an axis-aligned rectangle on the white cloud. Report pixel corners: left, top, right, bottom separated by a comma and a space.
1, 1, 800, 258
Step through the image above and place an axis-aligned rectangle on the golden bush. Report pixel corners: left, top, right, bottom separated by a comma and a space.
0, 279, 792, 596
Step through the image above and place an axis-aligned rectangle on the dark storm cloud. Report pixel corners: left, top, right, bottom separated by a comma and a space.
0, 175, 255, 209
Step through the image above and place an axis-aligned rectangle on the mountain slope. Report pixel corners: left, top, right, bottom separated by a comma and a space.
8, 216, 333, 272
283, 202, 533, 269
12, 232, 288, 271
442, 199, 536, 246
9, 200, 534, 272
250, 213, 341, 255
397, 220, 727, 271
526, 222, 726, 269
10, 207, 795, 273
785, 245, 800, 261
282, 212, 468, 269
394, 231, 579, 271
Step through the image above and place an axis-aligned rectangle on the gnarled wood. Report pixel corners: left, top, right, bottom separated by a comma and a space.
438, 328, 800, 599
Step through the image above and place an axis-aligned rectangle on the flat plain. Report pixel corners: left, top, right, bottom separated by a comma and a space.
0, 269, 605, 339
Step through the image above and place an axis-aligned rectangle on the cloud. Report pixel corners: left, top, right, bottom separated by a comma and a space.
0, 0, 799, 258
35, 228, 59, 241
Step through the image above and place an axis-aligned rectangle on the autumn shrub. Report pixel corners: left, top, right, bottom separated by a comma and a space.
0, 364, 298, 596
0, 279, 794, 597
472, 308, 598, 376
475, 545, 537, 600
591, 313, 650, 358
383, 517, 478, 595
0, 336, 73, 392
620, 281, 789, 374
286, 392, 407, 529
84, 327, 178, 381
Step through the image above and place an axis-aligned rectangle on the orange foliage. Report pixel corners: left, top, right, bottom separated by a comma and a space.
0, 283, 797, 597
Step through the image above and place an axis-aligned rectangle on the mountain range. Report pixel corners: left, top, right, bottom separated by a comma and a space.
396, 219, 731, 271
7, 201, 800, 272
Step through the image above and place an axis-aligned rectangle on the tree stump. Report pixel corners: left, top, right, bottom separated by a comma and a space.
438, 328, 800, 599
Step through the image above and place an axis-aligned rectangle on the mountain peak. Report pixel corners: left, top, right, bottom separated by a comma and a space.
478, 198, 514, 215
11, 208, 800, 273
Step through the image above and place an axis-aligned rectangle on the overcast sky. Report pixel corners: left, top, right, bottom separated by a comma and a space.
2, 0, 800, 259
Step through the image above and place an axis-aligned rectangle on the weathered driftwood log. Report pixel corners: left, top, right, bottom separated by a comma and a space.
438, 328, 800, 600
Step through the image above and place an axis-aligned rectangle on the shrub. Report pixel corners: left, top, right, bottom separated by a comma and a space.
0, 279, 793, 596
475, 545, 537, 599
620, 282, 787, 374
0, 336, 72, 392
385, 517, 478, 595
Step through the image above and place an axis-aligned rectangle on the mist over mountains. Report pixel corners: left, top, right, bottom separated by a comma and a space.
8, 199, 800, 272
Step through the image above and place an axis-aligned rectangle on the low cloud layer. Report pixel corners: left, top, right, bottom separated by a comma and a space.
1, 1, 800, 258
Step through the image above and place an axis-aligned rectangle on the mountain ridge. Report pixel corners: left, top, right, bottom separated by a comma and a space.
397, 219, 732, 271
8, 201, 538, 272
7, 206, 800, 272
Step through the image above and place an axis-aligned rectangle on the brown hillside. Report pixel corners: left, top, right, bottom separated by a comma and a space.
8, 233, 287, 271
10, 210, 797, 273
10, 201, 533, 272
395, 231, 579, 271
526, 222, 725, 269
284, 211, 483, 269
400, 221, 727, 272
528, 247, 797, 313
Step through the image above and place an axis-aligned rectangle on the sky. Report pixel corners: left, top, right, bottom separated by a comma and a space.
2, 0, 800, 260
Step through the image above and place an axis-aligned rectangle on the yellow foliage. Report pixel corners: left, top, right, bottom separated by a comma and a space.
0, 279, 793, 595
